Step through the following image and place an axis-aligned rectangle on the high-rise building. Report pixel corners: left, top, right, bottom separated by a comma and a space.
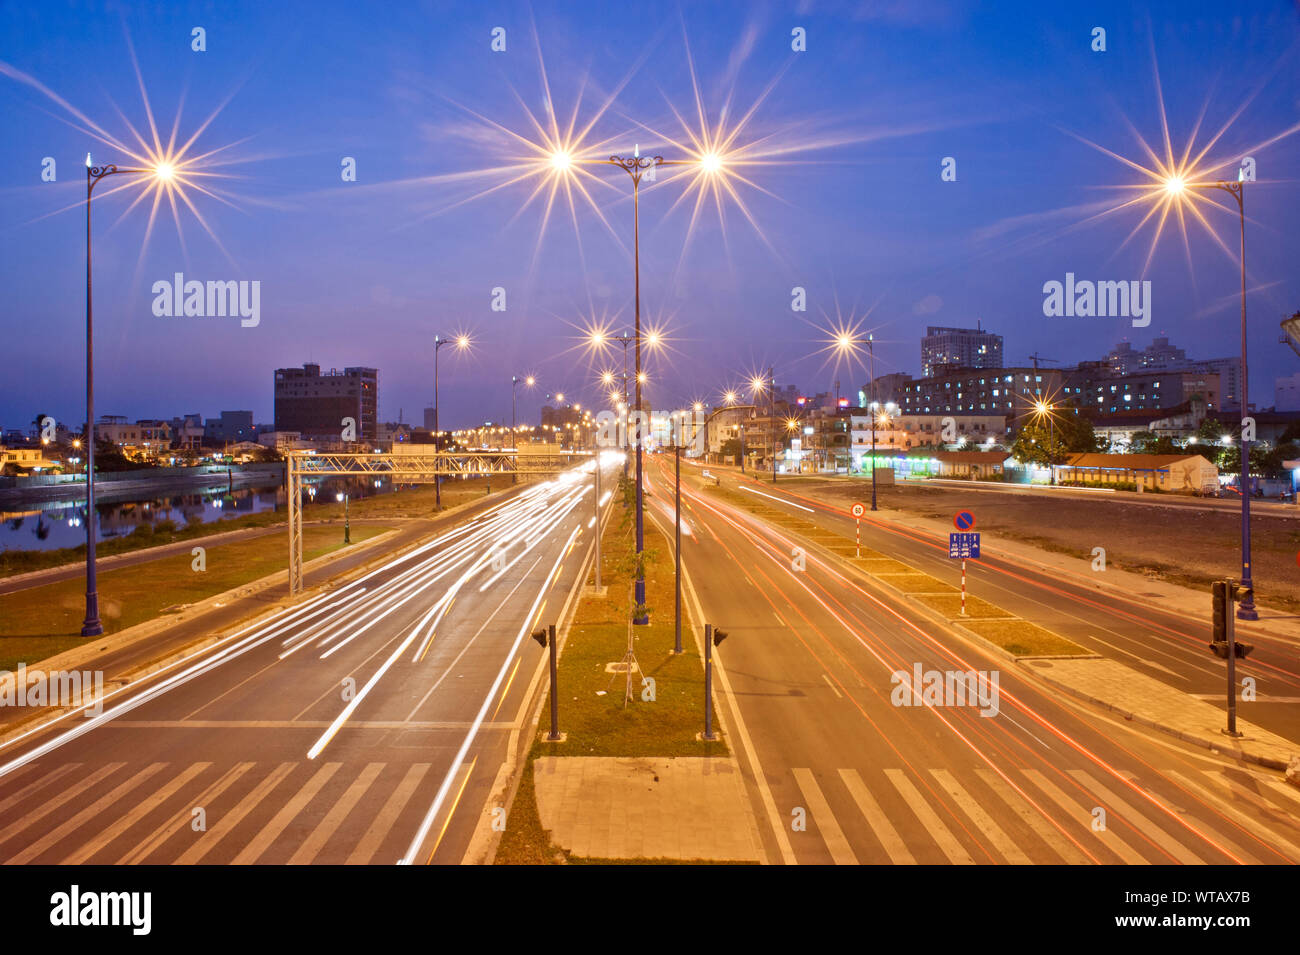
920, 324, 1003, 377
1276, 372, 1300, 413
863, 372, 913, 409
899, 367, 1062, 423
274, 363, 379, 441
203, 410, 254, 445
1102, 337, 1242, 409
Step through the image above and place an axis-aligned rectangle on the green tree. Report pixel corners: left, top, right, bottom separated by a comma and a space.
1011, 422, 1067, 467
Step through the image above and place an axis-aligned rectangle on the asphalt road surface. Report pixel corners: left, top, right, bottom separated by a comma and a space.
682, 462, 1300, 744
644, 455, 1300, 865
0, 462, 606, 865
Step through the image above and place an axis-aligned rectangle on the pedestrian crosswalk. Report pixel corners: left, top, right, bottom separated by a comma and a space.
0, 760, 446, 865
0, 758, 1295, 864
785, 764, 1300, 865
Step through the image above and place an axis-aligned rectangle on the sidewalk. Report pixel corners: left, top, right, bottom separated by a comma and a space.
1022, 657, 1297, 771
532, 756, 762, 861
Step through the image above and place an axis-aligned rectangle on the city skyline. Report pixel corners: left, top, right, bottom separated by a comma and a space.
2, 1, 1299, 431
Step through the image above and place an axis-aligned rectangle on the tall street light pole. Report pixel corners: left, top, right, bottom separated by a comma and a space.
868, 336, 878, 510
601, 148, 682, 625
433, 334, 470, 510
1217, 178, 1257, 620
769, 367, 778, 483
81, 155, 172, 637
511, 374, 534, 483
1161, 172, 1257, 620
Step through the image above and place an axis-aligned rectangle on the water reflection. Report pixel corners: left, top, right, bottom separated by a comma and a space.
0, 476, 396, 553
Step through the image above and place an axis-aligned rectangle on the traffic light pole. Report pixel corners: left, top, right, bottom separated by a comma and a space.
546, 622, 559, 741
532, 624, 562, 742
1226, 605, 1240, 738
703, 624, 717, 741
1210, 578, 1251, 739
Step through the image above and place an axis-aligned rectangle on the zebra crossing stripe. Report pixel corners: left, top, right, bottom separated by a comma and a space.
837, 769, 915, 864
791, 768, 858, 864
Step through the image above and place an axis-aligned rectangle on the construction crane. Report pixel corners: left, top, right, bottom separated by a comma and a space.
1025, 352, 1059, 399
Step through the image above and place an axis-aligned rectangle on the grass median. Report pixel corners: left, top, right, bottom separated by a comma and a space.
494, 479, 727, 865
703, 481, 1094, 659
0, 524, 388, 671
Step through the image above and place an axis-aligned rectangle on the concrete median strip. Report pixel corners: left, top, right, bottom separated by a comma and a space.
532, 756, 762, 862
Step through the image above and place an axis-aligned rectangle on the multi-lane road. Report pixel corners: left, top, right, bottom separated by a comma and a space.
668, 463, 1300, 742
0, 463, 606, 865
643, 456, 1300, 865
3, 449, 1296, 867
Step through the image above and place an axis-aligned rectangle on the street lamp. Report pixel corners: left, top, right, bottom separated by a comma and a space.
1166, 172, 1257, 620
336, 491, 350, 544
79, 154, 173, 637
433, 333, 471, 510
588, 147, 700, 625
512, 374, 535, 484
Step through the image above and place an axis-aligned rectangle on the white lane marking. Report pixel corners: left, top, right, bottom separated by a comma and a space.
1019, 768, 1147, 865
884, 768, 975, 865
60, 762, 210, 865
820, 673, 842, 699
1066, 769, 1207, 865
174, 762, 297, 865
400, 526, 579, 865
739, 484, 814, 512
930, 768, 1032, 865
791, 768, 859, 864
288, 762, 385, 865
838, 768, 915, 865
232, 762, 342, 864
973, 768, 1090, 865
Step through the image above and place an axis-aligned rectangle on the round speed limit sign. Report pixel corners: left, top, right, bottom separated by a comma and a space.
851, 503, 866, 518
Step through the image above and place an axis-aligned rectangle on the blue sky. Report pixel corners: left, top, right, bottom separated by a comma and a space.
2, 0, 1298, 430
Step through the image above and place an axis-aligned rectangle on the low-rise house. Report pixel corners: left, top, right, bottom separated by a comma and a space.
1055, 452, 1219, 493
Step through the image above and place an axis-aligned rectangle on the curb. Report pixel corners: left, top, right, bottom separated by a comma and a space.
1021, 663, 1296, 773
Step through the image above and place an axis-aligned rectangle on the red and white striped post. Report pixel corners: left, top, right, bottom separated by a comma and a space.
960, 558, 967, 615
851, 502, 865, 558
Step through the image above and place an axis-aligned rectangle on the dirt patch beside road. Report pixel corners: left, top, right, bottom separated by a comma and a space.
788, 478, 1300, 616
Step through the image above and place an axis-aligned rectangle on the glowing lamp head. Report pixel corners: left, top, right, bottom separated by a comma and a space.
526, 376, 535, 386
550, 150, 572, 172
456, 335, 470, 349
693, 402, 703, 413
154, 162, 176, 182
700, 153, 723, 174
1163, 175, 1186, 196
724, 390, 738, 405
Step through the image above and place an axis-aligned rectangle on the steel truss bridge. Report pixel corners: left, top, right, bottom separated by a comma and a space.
286, 450, 592, 593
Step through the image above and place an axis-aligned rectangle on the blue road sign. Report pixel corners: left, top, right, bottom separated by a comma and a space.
949, 532, 980, 559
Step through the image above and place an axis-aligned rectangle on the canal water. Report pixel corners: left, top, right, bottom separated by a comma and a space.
0, 475, 399, 553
